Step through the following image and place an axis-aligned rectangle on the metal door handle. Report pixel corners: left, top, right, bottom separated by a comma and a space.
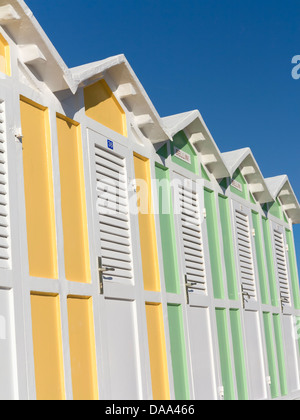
98, 257, 115, 295
98, 267, 115, 273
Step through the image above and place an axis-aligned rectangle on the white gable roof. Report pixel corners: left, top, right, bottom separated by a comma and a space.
265, 175, 300, 224
222, 148, 273, 204
162, 110, 230, 179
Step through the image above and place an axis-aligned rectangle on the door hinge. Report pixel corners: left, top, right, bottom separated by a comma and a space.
286, 244, 289, 252
252, 228, 256, 237
203, 208, 207, 219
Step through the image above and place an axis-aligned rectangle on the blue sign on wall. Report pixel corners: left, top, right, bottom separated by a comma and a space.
107, 139, 114, 150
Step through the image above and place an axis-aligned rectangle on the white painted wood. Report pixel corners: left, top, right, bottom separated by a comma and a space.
0, 289, 18, 400
187, 306, 217, 400
243, 310, 267, 400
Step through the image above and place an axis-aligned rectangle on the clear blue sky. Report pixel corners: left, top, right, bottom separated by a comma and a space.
26, 0, 300, 274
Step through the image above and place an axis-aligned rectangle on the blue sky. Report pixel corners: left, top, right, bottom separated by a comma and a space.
26, 0, 300, 272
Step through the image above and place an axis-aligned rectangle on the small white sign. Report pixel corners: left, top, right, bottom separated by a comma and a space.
231, 179, 243, 192
174, 147, 191, 165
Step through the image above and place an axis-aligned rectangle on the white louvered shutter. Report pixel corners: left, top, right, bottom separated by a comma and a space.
0, 100, 10, 269
177, 179, 206, 295
95, 144, 134, 284
272, 227, 291, 307
234, 208, 256, 301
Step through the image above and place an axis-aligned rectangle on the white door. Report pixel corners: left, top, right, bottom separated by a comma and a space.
232, 201, 268, 400
88, 129, 143, 400
172, 173, 217, 400
0, 289, 18, 400
282, 314, 300, 395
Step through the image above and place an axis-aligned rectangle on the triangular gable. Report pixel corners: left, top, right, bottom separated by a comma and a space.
162, 110, 229, 179
222, 148, 272, 204
265, 176, 300, 224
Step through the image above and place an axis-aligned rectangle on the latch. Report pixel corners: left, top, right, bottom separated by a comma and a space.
241, 284, 251, 309
184, 274, 190, 305
203, 208, 207, 219
218, 386, 224, 400
252, 228, 256, 237
98, 257, 115, 295
15, 129, 23, 143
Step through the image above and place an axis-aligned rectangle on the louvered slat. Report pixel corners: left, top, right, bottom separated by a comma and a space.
273, 228, 290, 306
0, 100, 10, 269
177, 181, 206, 295
235, 210, 256, 300
95, 144, 133, 283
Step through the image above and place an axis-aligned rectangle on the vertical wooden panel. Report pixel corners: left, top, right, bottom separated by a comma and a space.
215, 308, 235, 400
229, 309, 248, 400
263, 312, 280, 399
155, 164, 180, 294
218, 195, 238, 300
0, 289, 18, 399
30, 293, 65, 400
145, 303, 170, 400
56, 115, 91, 283
273, 314, 288, 396
167, 304, 190, 400
134, 154, 160, 291
204, 188, 224, 299
20, 97, 58, 279
67, 296, 98, 400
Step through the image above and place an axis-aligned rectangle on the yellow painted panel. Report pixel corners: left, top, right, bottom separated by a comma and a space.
30, 293, 65, 400
84, 79, 127, 136
56, 115, 91, 283
0, 33, 10, 76
67, 296, 98, 400
133, 154, 160, 291
20, 97, 58, 279
145, 303, 170, 400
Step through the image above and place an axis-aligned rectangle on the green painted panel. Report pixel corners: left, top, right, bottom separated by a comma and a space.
155, 164, 180, 294
229, 309, 248, 400
167, 304, 190, 400
230, 169, 248, 200
252, 212, 270, 305
157, 142, 169, 159
219, 178, 229, 191
268, 199, 283, 221
215, 309, 235, 400
201, 164, 210, 181
273, 314, 288, 396
249, 192, 256, 205
218, 195, 238, 300
262, 217, 278, 307
171, 131, 198, 174
204, 188, 224, 299
285, 229, 300, 309
263, 312, 280, 399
